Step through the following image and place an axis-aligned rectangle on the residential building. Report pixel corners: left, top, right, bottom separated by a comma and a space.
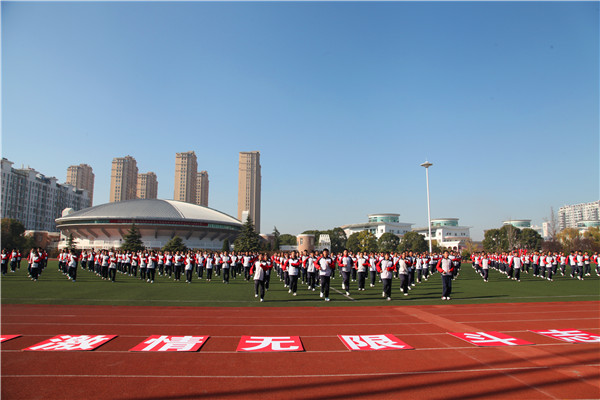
110, 155, 138, 202
66, 164, 94, 207
196, 170, 209, 207
1, 158, 89, 231
174, 151, 197, 204
558, 201, 600, 231
137, 172, 158, 199
238, 151, 261, 233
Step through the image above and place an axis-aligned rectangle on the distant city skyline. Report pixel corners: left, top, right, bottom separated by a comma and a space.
3, 1, 598, 239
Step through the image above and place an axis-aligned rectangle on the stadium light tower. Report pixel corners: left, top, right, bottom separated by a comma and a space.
420, 161, 433, 254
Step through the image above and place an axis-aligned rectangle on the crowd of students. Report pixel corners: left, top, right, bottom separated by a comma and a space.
3, 246, 598, 302
0, 248, 48, 281
471, 250, 599, 282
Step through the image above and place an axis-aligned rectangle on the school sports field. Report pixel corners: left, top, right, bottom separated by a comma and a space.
2, 262, 599, 399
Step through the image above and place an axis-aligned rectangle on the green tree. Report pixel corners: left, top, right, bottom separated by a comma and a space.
1, 218, 28, 250
66, 233, 76, 250
482, 228, 503, 253
222, 238, 230, 252
345, 232, 360, 252
328, 227, 347, 253
583, 227, 600, 248
378, 232, 400, 253
356, 231, 377, 252
279, 234, 297, 246
121, 224, 145, 252
163, 236, 187, 253
557, 228, 580, 253
272, 226, 281, 250
519, 228, 543, 251
398, 231, 427, 253
233, 217, 261, 252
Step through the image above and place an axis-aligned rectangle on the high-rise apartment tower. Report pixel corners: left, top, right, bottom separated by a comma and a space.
174, 151, 198, 203
66, 163, 94, 207
238, 151, 261, 233
110, 155, 138, 202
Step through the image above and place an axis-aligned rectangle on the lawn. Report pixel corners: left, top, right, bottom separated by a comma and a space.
1, 260, 598, 307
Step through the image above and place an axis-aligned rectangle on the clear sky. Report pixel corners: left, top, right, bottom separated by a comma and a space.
2, 1, 599, 240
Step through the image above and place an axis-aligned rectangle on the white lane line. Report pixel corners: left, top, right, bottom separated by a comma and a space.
332, 287, 355, 301
3, 364, 598, 379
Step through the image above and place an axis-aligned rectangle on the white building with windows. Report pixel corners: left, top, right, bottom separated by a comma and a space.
1, 158, 90, 232
413, 218, 471, 250
341, 213, 413, 240
558, 201, 600, 231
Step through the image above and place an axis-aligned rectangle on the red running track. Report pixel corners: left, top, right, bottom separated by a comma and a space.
2, 301, 599, 399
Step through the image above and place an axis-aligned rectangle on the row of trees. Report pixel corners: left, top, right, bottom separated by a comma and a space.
482, 225, 600, 254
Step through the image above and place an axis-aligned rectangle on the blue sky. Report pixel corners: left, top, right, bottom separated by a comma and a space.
2, 1, 598, 240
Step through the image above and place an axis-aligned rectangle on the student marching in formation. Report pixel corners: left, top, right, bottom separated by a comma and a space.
250, 253, 272, 302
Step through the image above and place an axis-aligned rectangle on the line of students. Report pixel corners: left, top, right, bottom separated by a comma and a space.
471, 250, 599, 282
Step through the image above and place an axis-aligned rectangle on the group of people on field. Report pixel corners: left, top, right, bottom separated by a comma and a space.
5, 245, 598, 303
0, 248, 48, 281
471, 250, 599, 282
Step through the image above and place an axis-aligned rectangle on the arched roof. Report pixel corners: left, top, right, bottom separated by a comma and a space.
56, 199, 240, 226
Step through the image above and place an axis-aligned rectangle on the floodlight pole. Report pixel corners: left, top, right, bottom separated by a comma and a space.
420, 161, 433, 254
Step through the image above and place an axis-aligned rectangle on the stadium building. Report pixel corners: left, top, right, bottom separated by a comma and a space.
55, 199, 241, 250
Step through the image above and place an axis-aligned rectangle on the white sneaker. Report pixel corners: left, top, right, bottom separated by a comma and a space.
382, 292, 385, 297
404, 293, 408, 296
312, 288, 315, 291
387, 297, 391, 301
293, 293, 297, 296
345, 291, 350, 296
325, 298, 330, 301
320, 292, 324, 298
446, 297, 451, 300
442, 296, 447, 300
255, 294, 258, 298
260, 298, 263, 302
288, 289, 292, 293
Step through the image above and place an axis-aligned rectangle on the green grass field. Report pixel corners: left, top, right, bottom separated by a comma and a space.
1, 260, 599, 307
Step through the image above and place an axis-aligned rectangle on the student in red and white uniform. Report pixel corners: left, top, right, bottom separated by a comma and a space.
355, 252, 369, 291
376, 253, 395, 301
286, 251, 301, 296
195, 251, 204, 279
184, 251, 194, 283
147, 251, 157, 283
9, 249, 18, 272
108, 251, 117, 282
204, 252, 214, 282
368, 253, 378, 287
220, 252, 231, 284
339, 250, 353, 296
396, 253, 410, 296
304, 251, 318, 291
436, 250, 454, 300
241, 252, 253, 281
68, 249, 78, 282
480, 253, 489, 282
583, 252, 591, 276
1, 249, 8, 275
576, 251, 585, 280
251, 254, 272, 302
510, 251, 522, 282
30, 249, 41, 281
315, 249, 334, 301
173, 251, 184, 282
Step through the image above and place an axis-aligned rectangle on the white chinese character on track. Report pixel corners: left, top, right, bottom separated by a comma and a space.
463, 332, 521, 346
536, 330, 600, 343
342, 335, 407, 350
241, 336, 299, 351
141, 336, 206, 351
29, 335, 111, 351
